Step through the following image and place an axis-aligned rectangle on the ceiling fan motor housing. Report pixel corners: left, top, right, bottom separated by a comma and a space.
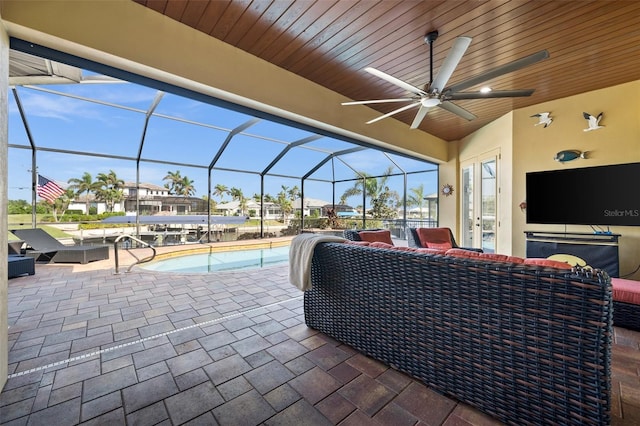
424, 31, 439, 44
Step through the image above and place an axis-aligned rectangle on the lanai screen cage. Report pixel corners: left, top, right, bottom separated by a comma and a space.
7, 39, 439, 245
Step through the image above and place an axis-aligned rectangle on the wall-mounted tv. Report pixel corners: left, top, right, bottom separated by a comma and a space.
526, 162, 640, 226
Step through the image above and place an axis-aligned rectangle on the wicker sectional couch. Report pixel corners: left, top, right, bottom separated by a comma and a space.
304, 241, 612, 425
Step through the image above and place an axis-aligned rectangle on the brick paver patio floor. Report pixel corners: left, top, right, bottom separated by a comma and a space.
2, 248, 639, 425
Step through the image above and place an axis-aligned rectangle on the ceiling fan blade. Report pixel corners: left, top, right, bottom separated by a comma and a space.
438, 101, 476, 121
365, 67, 426, 96
366, 101, 421, 124
446, 89, 535, 100
445, 50, 549, 93
430, 36, 472, 92
342, 98, 416, 105
410, 105, 432, 129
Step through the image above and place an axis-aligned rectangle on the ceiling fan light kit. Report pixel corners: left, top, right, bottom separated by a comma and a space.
343, 30, 549, 130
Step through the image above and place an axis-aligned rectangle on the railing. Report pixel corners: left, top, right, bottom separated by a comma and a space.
113, 234, 156, 274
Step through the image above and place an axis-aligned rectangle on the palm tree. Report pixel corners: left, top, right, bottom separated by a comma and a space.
178, 176, 195, 197
287, 185, 300, 201
341, 166, 394, 206
229, 187, 245, 215
213, 184, 229, 202
275, 188, 293, 223
163, 170, 182, 195
407, 184, 427, 218
95, 170, 125, 212
67, 172, 97, 214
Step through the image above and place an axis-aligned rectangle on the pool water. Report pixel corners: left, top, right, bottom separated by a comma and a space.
141, 245, 289, 273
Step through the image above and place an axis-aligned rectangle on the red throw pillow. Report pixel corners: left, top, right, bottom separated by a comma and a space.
358, 230, 394, 245
524, 258, 572, 269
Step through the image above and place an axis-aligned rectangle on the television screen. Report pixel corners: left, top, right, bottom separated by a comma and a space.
526, 162, 640, 226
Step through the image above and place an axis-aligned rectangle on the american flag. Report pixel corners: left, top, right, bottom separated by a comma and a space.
37, 174, 65, 203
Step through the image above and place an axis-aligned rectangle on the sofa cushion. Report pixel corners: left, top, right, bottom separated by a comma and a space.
445, 249, 524, 264
391, 246, 419, 252
479, 253, 525, 263
358, 230, 394, 245
611, 278, 640, 305
446, 248, 480, 258
344, 240, 371, 246
368, 241, 395, 249
416, 248, 448, 255
523, 258, 573, 269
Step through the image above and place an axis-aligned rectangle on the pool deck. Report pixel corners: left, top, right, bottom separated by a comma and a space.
2, 237, 639, 425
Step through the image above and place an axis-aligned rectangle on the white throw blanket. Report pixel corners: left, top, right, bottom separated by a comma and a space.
289, 233, 346, 291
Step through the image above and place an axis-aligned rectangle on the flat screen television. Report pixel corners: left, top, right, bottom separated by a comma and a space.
526, 162, 640, 226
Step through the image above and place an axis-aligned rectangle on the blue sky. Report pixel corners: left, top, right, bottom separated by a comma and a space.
8, 71, 438, 207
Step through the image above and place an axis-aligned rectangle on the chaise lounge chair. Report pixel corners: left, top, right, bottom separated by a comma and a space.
11, 228, 109, 264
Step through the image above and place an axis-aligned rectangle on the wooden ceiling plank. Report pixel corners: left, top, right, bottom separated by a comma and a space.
259, 1, 343, 61
322, 1, 503, 93
210, 0, 254, 40
223, 0, 274, 46
288, 1, 407, 75
304, 1, 440, 83
233, 1, 291, 51
265, 1, 367, 66
250, 1, 330, 58
133, 0, 167, 14
448, 1, 637, 83
180, 0, 215, 30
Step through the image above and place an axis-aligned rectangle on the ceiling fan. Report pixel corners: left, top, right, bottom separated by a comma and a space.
342, 31, 549, 129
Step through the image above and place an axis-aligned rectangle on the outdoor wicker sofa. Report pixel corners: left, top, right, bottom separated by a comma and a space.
304, 242, 612, 425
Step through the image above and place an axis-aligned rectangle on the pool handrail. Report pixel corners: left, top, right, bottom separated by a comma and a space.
113, 234, 156, 274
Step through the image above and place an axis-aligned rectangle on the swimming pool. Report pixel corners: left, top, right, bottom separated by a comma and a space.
141, 245, 290, 273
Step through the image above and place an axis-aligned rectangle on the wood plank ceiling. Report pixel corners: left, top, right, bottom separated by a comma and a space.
134, 0, 640, 141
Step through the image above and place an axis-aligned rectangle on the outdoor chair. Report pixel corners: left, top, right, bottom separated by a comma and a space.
408, 227, 483, 252
11, 228, 109, 264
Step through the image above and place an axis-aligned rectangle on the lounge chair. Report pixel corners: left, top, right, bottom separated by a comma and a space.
11, 228, 109, 264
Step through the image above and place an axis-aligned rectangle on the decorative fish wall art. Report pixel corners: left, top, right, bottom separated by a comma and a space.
554, 150, 588, 162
